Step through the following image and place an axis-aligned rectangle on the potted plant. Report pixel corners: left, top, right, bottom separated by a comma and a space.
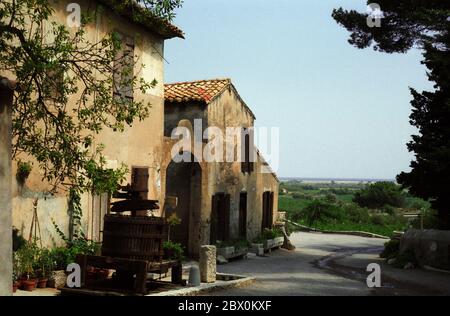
36, 248, 53, 288
12, 252, 23, 292
163, 241, 184, 261
47, 247, 69, 288
16, 239, 40, 291
167, 213, 182, 242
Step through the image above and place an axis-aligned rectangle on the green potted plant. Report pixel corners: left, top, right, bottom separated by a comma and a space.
167, 213, 181, 242
36, 248, 53, 288
12, 252, 21, 293
163, 240, 184, 261
17, 240, 39, 291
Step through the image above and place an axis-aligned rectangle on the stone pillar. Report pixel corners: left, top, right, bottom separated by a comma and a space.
199, 245, 216, 283
0, 77, 14, 296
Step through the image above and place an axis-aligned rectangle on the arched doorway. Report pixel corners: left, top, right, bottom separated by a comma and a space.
165, 155, 202, 255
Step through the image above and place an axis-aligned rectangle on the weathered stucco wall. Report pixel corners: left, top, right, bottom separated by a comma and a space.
162, 84, 279, 256
0, 79, 13, 296
8, 0, 167, 247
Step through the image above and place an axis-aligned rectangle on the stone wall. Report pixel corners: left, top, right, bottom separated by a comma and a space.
162, 84, 280, 256
401, 229, 450, 271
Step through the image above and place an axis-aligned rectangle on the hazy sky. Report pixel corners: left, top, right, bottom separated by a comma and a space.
164, 0, 433, 179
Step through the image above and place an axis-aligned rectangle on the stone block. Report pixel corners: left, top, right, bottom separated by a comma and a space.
217, 246, 235, 259
200, 245, 217, 283
274, 237, 284, 247
264, 239, 275, 250
250, 243, 264, 256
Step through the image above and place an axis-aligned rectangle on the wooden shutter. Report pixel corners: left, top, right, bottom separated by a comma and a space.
239, 192, 247, 238
210, 194, 219, 244
262, 192, 274, 231
210, 193, 231, 243
113, 32, 135, 101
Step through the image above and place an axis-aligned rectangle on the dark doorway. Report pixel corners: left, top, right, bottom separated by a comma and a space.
262, 191, 274, 231
165, 156, 202, 253
239, 192, 247, 239
210, 193, 230, 244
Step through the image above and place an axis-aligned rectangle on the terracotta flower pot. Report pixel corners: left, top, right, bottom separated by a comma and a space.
37, 278, 48, 288
13, 281, 20, 293
22, 279, 36, 292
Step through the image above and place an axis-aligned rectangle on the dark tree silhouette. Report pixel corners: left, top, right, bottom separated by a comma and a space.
332, 1, 450, 229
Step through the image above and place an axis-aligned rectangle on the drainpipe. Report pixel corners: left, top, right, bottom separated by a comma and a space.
0, 77, 14, 296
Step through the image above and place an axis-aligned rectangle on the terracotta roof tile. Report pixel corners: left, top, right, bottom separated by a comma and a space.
164, 78, 231, 103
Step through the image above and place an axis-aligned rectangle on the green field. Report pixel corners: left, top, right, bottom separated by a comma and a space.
278, 180, 428, 237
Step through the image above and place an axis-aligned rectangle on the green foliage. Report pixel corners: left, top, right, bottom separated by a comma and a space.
411, 208, 440, 230
380, 240, 400, 260
345, 204, 370, 224
163, 241, 184, 260
332, 1, 448, 54
324, 193, 337, 203
12, 227, 26, 252
85, 160, 128, 195
167, 213, 182, 226
35, 248, 54, 278
48, 240, 99, 271
0, 0, 182, 193
279, 181, 409, 237
16, 160, 32, 183
353, 182, 405, 209
15, 238, 40, 277
12, 252, 21, 281
370, 214, 385, 226
332, 1, 450, 228
303, 200, 343, 227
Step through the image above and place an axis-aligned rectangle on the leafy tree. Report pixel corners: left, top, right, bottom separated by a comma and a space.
353, 182, 405, 209
0, 0, 182, 193
333, 1, 450, 228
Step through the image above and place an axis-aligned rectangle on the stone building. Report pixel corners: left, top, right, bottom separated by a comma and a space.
161, 79, 279, 256
2, 0, 184, 246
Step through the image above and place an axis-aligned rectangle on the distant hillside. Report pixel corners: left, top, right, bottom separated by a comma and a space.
280, 177, 396, 183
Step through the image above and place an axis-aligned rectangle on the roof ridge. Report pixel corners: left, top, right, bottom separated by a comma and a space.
165, 78, 231, 86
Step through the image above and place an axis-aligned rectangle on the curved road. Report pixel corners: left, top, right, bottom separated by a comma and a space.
209, 232, 450, 296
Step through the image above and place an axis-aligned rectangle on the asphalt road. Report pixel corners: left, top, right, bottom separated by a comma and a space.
209, 232, 450, 296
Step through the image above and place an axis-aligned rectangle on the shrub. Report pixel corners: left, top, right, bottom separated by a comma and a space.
345, 204, 370, 223
16, 160, 32, 184
163, 241, 184, 260
12, 227, 26, 252
382, 205, 397, 215
324, 193, 337, 203
16, 239, 40, 277
380, 239, 400, 259
303, 200, 343, 226
353, 182, 405, 209
370, 214, 385, 226
411, 208, 439, 229
392, 248, 417, 269
292, 192, 312, 200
